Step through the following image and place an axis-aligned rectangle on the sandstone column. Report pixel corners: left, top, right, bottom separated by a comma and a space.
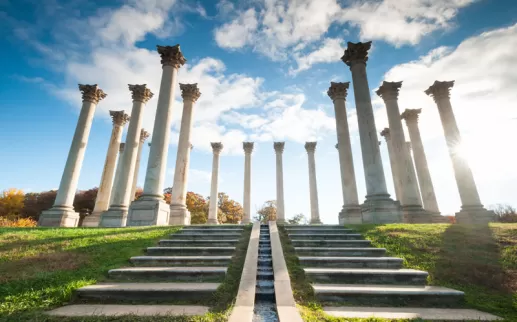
100, 85, 153, 227
401, 109, 440, 214
130, 129, 150, 202
425, 81, 494, 224
128, 45, 186, 226
39, 84, 106, 227
377, 81, 428, 222
208, 143, 223, 224
327, 82, 361, 224
110, 143, 125, 206
170, 83, 201, 225
242, 142, 254, 224
380, 128, 402, 202
305, 142, 321, 224
342, 42, 401, 223
274, 142, 286, 223
405, 142, 423, 206
83, 111, 129, 227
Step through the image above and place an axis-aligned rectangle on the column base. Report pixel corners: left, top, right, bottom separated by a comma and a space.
127, 196, 170, 227
339, 205, 363, 225
455, 205, 495, 225
38, 206, 79, 227
81, 212, 102, 227
361, 194, 403, 224
206, 217, 219, 225
402, 205, 433, 223
99, 206, 128, 227
310, 219, 322, 225
169, 204, 191, 225
241, 216, 251, 225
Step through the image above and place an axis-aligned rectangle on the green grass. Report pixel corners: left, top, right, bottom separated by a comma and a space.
279, 223, 517, 322
0, 225, 252, 322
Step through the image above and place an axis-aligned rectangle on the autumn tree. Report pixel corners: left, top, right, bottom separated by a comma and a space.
73, 188, 98, 214
218, 192, 243, 224
0, 188, 25, 219
254, 200, 277, 223
22, 190, 57, 220
186, 192, 208, 224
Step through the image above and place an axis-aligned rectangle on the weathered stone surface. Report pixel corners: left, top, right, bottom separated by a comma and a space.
47, 304, 209, 317
305, 268, 428, 285
299, 256, 402, 269
130, 255, 232, 267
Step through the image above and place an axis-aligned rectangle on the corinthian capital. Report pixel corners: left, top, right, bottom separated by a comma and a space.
139, 129, 150, 143
109, 110, 130, 126
400, 108, 421, 123
304, 142, 317, 153
243, 142, 254, 154
425, 80, 454, 102
180, 83, 201, 102
380, 128, 391, 140
211, 142, 223, 154
341, 41, 372, 66
128, 84, 154, 103
376, 81, 402, 101
274, 142, 285, 153
327, 82, 350, 101
79, 84, 107, 104
157, 44, 187, 68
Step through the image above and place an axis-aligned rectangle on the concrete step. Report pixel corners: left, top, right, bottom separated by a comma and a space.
299, 256, 403, 269
289, 233, 363, 240
179, 229, 243, 234
285, 228, 354, 234
108, 267, 227, 282
291, 240, 371, 248
183, 225, 243, 229
295, 247, 386, 257
169, 233, 241, 240
146, 247, 235, 256
130, 256, 232, 267
46, 304, 210, 317
305, 268, 428, 285
158, 239, 239, 247
76, 283, 220, 302
313, 284, 464, 306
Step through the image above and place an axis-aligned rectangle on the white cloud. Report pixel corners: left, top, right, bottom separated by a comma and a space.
289, 38, 345, 75
214, 8, 258, 49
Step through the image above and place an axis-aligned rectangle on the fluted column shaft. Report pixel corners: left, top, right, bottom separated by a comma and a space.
110, 143, 125, 205
380, 129, 402, 202
242, 142, 254, 224
274, 142, 285, 223
305, 142, 321, 224
39, 84, 106, 227
406, 142, 423, 206
130, 129, 149, 202
208, 143, 223, 224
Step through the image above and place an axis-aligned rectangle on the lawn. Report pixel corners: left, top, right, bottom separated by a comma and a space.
0, 225, 251, 322
279, 223, 517, 322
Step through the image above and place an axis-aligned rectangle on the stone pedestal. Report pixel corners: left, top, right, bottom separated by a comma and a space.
128, 45, 186, 226
328, 82, 362, 224
169, 204, 191, 225
39, 84, 107, 227
207, 143, 223, 224
341, 42, 401, 223
274, 142, 286, 224
84, 110, 129, 227
242, 142, 254, 224
130, 129, 150, 202
425, 80, 495, 224
101, 84, 153, 227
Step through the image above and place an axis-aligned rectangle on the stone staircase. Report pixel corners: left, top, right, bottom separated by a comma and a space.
74, 225, 246, 304
282, 225, 500, 320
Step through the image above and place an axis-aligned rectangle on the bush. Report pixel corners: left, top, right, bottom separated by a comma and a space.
0, 217, 37, 227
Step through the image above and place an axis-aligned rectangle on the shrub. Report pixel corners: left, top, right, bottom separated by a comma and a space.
0, 216, 37, 227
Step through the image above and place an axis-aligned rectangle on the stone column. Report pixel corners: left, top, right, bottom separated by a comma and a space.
425, 81, 494, 224
305, 142, 321, 224
110, 143, 125, 206
130, 129, 150, 202
170, 83, 201, 225
401, 109, 440, 214
405, 142, 423, 206
83, 111, 129, 227
242, 142, 254, 224
342, 42, 401, 223
274, 142, 286, 224
100, 85, 153, 227
39, 84, 106, 227
128, 45, 186, 226
328, 82, 361, 224
377, 81, 428, 222
208, 143, 223, 224
380, 128, 402, 203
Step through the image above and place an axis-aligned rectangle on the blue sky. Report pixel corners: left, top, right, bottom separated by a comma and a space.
1, 0, 517, 223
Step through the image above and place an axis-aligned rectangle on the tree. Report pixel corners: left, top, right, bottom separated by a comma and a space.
489, 204, 517, 223
187, 192, 208, 224
73, 188, 98, 214
287, 213, 308, 225
218, 192, 243, 224
254, 200, 277, 223
22, 190, 57, 221
0, 188, 25, 219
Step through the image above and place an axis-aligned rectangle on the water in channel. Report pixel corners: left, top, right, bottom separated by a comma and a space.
252, 224, 279, 322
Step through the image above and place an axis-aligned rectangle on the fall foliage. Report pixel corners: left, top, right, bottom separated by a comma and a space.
0, 189, 25, 219
254, 200, 277, 223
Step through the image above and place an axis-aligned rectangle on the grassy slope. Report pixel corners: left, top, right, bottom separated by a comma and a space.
0, 225, 251, 322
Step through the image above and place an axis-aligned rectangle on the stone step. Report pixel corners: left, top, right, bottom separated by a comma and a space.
255, 287, 275, 301
108, 267, 227, 282
313, 284, 464, 306
258, 258, 272, 267
183, 225, 243, 229
305, 268, 428, 285
130, 256, 232, 267
76, 283, 220, 302
285, 228, 354, 234
299, 256, 403, 269
158, 239, 239, 247
146, 247, 235, 256
289, 233, 363, 240
179, 229, 243, 234
291, 240, 371, 248
295, 247, 386, 257
169, 233, 241, 240
47, 304, 210, 317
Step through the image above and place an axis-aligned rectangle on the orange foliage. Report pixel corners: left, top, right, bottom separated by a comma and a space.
0, 188, 25, 219
0, 217, 37, 227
